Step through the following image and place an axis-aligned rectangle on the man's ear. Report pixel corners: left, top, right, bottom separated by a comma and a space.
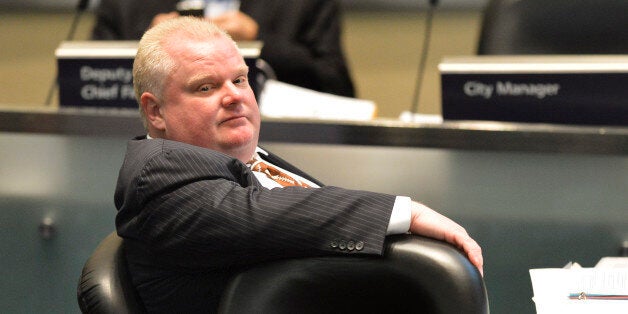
140, 92, 166, 132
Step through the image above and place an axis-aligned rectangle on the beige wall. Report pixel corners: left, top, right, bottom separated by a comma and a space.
0, 11, 95, 108
344, 10, 483, 117
0, 9, 483, 117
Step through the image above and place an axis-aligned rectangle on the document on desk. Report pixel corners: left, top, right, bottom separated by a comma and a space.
258, 79, 377, 121
530, 259, 628, 314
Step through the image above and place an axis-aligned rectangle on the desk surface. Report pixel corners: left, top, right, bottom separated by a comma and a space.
1, 107, 626, 155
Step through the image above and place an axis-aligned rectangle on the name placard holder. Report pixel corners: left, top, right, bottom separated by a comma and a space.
440, 56, 628, 126
56, 41, 138, 110
55, 40, 263, 110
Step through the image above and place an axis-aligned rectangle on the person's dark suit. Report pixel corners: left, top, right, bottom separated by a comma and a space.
91, 0, 355, 97
114, 137, 395, 312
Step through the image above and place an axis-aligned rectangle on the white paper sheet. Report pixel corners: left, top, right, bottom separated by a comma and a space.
259, 79, 377, 121
530, 260, 628, 314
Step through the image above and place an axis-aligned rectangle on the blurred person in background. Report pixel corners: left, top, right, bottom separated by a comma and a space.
91, 0, 356, 97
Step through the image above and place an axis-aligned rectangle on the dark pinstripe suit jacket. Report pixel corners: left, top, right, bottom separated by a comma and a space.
114, 137, 395, 312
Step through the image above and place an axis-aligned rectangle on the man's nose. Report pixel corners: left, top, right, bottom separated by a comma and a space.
221, 82, 242, 107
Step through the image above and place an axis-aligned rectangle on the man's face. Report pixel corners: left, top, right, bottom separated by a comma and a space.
157, 34, 260, 160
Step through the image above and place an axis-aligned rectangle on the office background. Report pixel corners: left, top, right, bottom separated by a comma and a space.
1, 1, 627, 313
0, 0, 486, 118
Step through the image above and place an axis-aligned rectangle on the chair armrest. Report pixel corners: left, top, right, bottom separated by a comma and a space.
219, 234, 489, 314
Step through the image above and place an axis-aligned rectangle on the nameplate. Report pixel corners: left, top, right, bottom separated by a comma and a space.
440, 56, 628, 126
55, 41, 263, 110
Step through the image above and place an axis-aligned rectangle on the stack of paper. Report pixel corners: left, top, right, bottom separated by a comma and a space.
258, 79, 377, 121
530, 258, 628, 314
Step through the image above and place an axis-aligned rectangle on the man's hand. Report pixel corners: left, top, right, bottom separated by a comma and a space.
210, 11, 259, 41
409, 202, 484, 276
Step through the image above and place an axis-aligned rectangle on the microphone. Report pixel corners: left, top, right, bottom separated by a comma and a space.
67, 0, 90, 42
45, 0, 90, 106
409, 0, 439, 114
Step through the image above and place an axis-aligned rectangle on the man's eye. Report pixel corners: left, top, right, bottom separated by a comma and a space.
234, 76, 248, 85
199, 85, 212, 92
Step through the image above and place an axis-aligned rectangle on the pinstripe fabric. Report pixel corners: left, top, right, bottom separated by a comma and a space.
114, 137, 396, 312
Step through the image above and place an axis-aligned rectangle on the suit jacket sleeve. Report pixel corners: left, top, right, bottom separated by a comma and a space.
115, 139, 395, 269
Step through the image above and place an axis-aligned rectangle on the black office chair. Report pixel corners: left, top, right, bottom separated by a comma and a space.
77, 232, 145, 314
477, 0, 628, 55
78, 232, 489, 314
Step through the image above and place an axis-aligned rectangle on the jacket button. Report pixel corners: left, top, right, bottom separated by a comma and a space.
347, 241, 355, 251
330, 240, 338, 248
338, 240, 347, 250
355, 241, 364, 251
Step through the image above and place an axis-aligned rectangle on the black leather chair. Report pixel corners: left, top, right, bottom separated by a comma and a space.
477, 0, 628, 55
78, 232, 489, 314
77, 232, 146, 314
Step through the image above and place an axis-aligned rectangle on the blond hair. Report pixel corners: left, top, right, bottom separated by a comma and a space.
133, 16, 235, 128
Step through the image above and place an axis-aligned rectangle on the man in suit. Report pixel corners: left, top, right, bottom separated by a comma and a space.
115, 16, 483, 313
91, 0, 355, 97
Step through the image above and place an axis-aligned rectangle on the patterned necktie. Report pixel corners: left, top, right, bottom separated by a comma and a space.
247, 157, 311, 188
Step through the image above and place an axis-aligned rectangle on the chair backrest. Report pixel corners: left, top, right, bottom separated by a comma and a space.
78, 233, 489, 314
77, 232, 146, 314
477, 0, 628, 55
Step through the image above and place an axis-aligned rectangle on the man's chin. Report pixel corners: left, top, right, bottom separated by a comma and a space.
219, 131, 257, 150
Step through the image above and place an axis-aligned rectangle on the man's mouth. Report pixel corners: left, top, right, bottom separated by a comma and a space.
221, 115, 246, 124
